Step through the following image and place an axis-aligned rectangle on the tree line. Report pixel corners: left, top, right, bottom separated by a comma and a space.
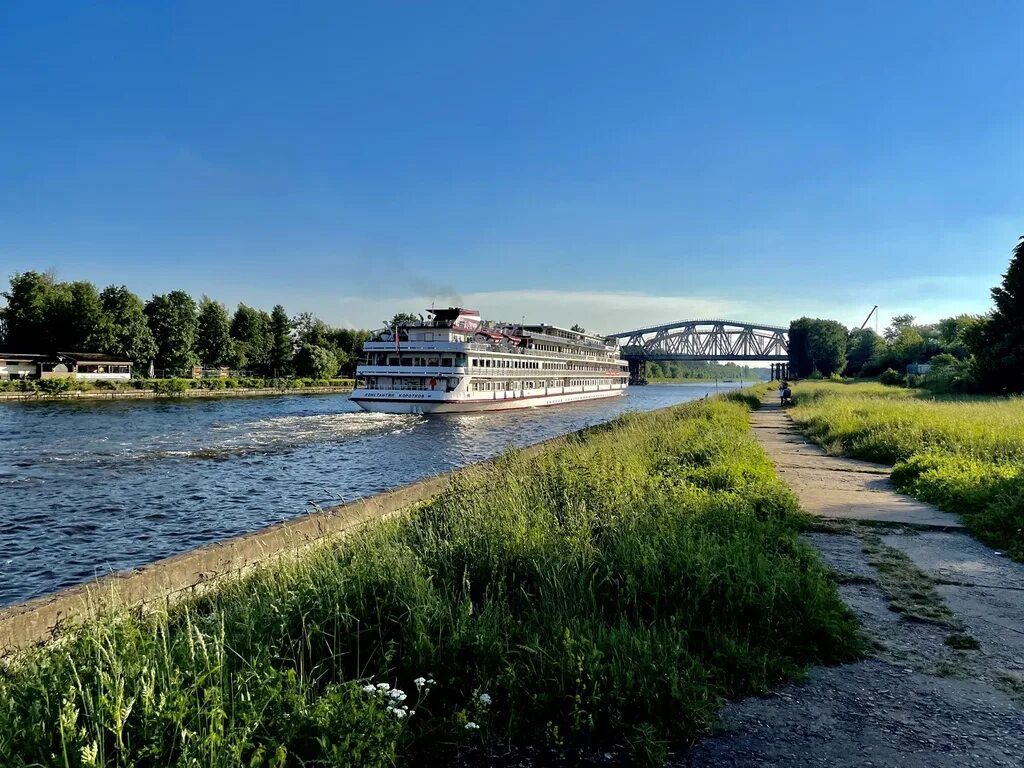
787, 236, 1024, 393
645, 361, 767, 380
0, 272, 371, 378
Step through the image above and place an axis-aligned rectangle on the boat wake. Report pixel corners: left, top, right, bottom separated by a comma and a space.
41, 412, 424, 467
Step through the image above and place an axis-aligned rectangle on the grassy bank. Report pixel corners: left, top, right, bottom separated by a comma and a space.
790, 381, 1024, 559
0, 394, 860, 766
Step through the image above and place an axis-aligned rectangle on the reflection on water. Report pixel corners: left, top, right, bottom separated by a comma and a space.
0, 383, 750, 606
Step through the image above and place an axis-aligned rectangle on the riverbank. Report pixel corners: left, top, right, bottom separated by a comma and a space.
0, 382, 354, 402
0, 392, 861, 766
788, 381, 1024, 560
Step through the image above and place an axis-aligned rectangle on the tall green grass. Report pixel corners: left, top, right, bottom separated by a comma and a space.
0, 398, 861, 766
791, 382, 1024, 559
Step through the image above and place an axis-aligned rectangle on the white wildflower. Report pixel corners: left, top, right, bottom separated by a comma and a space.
389, 689, 407, 702
477, 692, 492, 706
465, 721, 480, 730
362, 684, 376, 694
376, 682, 391, 690
413, 676, 427, 689
393, 708, 407, 719
409, 710, 416, 716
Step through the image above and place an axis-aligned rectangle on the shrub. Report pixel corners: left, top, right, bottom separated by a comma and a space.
37, 377, 73, 394
921, 354, 978, 394
154, 378, 190, 396
878, 368, 904, 386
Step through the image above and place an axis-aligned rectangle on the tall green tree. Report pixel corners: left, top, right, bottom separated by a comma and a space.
195, 296, 234, 367
889, 326, 925, 369
807, 320, 848, 376
972, 237, 1024, 392
1, 271, 56, 349
883, 314, 916, 342
788, 317, 848, 377
100, 285, 157, 369
937, 314, 980, 359
388, 312, 419, 328
293, 343, 338, 378
145, 291, 199, 374
269, 304, 293, 376
51, 281, 109, 351
230, 304, 272, 373
787, 318, 814, 378
845, 328, 886, 376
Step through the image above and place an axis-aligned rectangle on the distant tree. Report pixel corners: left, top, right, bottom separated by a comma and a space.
52, 281, 109, 351
269, 304, 293, 375
789, 317, 848, 377
195, 296, 234, 367
293, 343, 338, 379
145, 291, 199, 374
883, 314, 916, 342
787, 318, 815, 378
570, 323, 585, 333
806, 320, 848, 376
1, 271, 56, 349
889, 326, 926, 370
100, 285, 157, 370
388, 312, 419, 329
845, 328, 886, 376
230, 304, 272, 373
937, 314, 980, 359
972, 236, 1024, 392
331, 327, 370, 374
294, 312, 332, 348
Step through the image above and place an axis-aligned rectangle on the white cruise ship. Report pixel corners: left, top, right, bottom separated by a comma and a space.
351, 307, 629, 414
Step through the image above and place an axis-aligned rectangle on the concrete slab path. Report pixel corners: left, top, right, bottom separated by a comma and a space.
677, 393, 1024, 767
750, 396, 963, 529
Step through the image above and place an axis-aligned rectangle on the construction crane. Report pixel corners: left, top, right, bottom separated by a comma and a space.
859, 305, 878, 331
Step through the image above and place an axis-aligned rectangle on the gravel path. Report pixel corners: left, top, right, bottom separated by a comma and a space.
677, 397, 1024, 767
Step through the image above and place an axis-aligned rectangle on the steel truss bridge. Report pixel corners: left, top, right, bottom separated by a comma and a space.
607, 319, 789, 384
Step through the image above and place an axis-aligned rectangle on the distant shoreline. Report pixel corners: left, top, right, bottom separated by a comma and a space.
646, 378, 762, 385
0, 384, 354, 403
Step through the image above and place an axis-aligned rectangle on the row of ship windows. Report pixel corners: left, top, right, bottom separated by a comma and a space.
365, 354, 464, 366
364, 353, 623, 373
471, 379, 625, 391
471, 358, 621, 373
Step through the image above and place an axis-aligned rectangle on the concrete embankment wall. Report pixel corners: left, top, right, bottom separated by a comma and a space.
0, 385, 353, 403
0, 430, 572, 652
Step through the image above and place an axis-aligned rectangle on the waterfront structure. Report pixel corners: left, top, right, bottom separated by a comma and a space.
351, 308, 629, 413
0, 351, 133, 380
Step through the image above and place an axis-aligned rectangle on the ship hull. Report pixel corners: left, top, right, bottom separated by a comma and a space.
350, 387, 625, 414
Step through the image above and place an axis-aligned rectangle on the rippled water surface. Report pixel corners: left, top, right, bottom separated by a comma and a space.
0, 383, 750, 606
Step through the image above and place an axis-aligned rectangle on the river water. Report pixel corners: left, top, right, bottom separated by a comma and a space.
0, 382, 750, 607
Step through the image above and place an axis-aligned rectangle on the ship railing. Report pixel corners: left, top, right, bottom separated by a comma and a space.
364, 383, 441, 391
466, 342, 618, 360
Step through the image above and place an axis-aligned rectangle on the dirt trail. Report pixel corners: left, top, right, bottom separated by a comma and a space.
678, 394, 1024, 767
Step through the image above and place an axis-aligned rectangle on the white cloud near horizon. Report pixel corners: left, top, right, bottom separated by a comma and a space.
327, 289, 753, 335
321, 274, 998, 336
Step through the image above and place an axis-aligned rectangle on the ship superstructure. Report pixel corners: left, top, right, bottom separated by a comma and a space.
351, 308, 629, 413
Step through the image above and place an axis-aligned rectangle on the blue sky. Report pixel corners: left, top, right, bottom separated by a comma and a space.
1, 1, 1021, 333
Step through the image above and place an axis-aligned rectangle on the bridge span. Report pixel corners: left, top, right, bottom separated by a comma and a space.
607, 319, 789, 384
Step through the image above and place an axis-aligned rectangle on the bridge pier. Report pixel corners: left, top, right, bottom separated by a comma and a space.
769, 363, 791, 381
628, 358, 648, 385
